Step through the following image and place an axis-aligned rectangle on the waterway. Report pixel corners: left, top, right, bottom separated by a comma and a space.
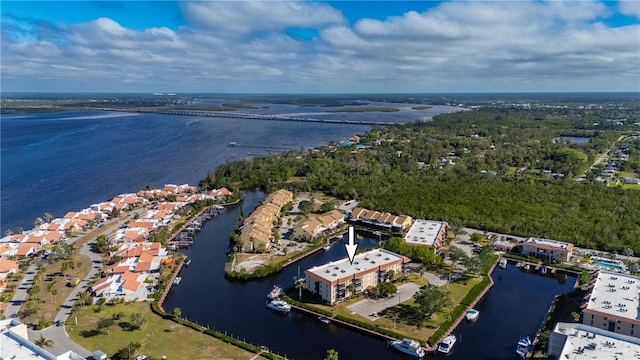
164, 192, 577, 360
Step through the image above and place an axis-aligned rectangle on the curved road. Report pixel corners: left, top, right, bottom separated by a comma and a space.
6, 212, 139, 357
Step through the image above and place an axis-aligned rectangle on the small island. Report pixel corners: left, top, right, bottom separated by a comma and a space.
411, 105, 433, 110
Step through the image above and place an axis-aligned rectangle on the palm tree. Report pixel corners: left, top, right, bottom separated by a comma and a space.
128, 341, 142, 359
293, 276, 305, 300
172, 307, 182, 318
34, 335, 54, 348
4, 228, 13, 237
44, 212, 54, 223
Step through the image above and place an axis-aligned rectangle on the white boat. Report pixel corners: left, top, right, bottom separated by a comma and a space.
540, 265, 547, 275
390, 338, 425, 358
524, 264, 531, 271
499, 258, 508, 269
318, 316, 331, 324
173, 277, 182, 285
465, 309, 480, 321
516, 336, 532, 357
322, 245, 331, 251
515, 262, 522, 268
267, 285, 282, 300
266, 299, 291, 313
184, 259, 192, 266
437, 335, 456, 354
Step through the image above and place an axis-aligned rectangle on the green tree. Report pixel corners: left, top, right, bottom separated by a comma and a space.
298, 200, 314, 214
34, 335, 54, 348
470, 233, 483, 243
383, 237, 410, 256
293, 276, 305, 300
93, 234, 113, 253
320, 200, 337, 213
324, 349, 339, 360
414, 284, 451, 319
377, 282, 397, 297
172, 307, 182, 318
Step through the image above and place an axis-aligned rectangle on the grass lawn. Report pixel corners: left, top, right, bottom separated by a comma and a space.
68, 302, 255, 359
21, 253, 92, 327
290, 276, 482, 341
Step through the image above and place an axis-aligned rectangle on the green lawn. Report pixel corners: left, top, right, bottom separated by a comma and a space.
68, 302, 255, 359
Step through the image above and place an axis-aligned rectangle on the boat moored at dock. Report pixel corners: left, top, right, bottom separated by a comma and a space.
499, 258, 508, 269
173, 277, 182, 285
266, 299, 291, 313
516, 336, 532, 358
438, 335, 457, 354
267, 285, 282, 300
466, 309, 480, 321
390, 338, 425, 358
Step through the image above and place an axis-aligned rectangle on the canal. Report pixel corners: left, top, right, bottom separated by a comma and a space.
163, 192, 577, 360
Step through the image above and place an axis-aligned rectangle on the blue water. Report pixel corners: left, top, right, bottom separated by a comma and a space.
1, 104, 463, 234
164, 192, 577, 360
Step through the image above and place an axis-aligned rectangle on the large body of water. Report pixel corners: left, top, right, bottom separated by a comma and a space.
0, 101, 461, 234
164, 192, 577, 360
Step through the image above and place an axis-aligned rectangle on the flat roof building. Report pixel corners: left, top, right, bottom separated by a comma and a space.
403, 220, 448, 249
0, 319, 83, 360
549, 322, 640, 360
305, 248, 410, 304
582, 271, 640, 338
522, 237, 574, 263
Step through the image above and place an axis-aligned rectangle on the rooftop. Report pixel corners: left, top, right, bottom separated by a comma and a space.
525, 237, 573, 251
305, 248, 408, 283
584, 271, 640, 322
552, 322, 640, 360
404, 220, 446, 247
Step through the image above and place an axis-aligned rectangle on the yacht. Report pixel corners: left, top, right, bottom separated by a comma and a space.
266, 299, 291, 313
465, 309, 480, 321
318, 316, 331, 324
523, 264, 531, 271
322, 244, 331, 251
173, 277, 182, 285
499, 258, 508, 269
540, 265, 547, 275
515, 262, 523, 268
516, 336, 532, 357
390, 338, 425, 358
267, 285, 282, 300
184, 259, 192, 266
437, 335, 457, 354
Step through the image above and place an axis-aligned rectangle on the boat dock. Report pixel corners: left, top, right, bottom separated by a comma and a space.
167, 205, 225, 249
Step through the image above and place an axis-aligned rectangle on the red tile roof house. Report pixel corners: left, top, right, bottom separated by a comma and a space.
0, 243, 19, 258
0, 259, 19, 292
90, 271, 149, 302
16, 243, 37, 258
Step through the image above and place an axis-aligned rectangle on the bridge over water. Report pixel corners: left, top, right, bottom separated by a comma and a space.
124, 109, 397, 126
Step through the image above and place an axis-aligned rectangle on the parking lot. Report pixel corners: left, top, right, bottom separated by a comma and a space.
347, 282, 421, 321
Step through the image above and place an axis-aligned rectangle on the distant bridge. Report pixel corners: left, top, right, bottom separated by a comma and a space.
106, 108, 397, 126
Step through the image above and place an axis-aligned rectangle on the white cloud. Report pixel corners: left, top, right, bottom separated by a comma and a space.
619, 0, 640, 18
0, 0, 638, 93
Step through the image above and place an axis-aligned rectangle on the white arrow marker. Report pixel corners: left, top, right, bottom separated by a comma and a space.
345, 226, 359, 265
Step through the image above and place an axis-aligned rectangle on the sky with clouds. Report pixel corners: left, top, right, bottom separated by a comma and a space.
1, 1, 639, 93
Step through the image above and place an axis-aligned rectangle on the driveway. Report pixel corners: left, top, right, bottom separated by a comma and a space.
347, 282, 421, 321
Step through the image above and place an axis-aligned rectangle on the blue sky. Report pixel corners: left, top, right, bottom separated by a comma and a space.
1, 1, 639, 93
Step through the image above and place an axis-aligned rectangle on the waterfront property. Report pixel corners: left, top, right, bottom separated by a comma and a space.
403, 219, 448, 250
549, 322, 640, 359
582, 270, 640, 338
304, 248, 410, 304
591, 256, 625, 272
521, 237, 574, 263
349, 207, 413, 232
239, 189, 293, 253
294, 209, 345, 239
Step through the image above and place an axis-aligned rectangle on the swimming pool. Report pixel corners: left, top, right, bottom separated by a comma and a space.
595, 262, 623, 271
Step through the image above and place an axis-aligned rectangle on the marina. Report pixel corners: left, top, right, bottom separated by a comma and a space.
162, 192, 579, 360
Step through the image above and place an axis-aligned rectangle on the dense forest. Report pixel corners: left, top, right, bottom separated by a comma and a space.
200, 108, 640, 254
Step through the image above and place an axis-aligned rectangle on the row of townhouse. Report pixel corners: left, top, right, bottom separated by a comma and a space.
349, 207, 413, 232
240, 189, 293, 253
91, 242, 171, 301
294, 209, 345, 239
